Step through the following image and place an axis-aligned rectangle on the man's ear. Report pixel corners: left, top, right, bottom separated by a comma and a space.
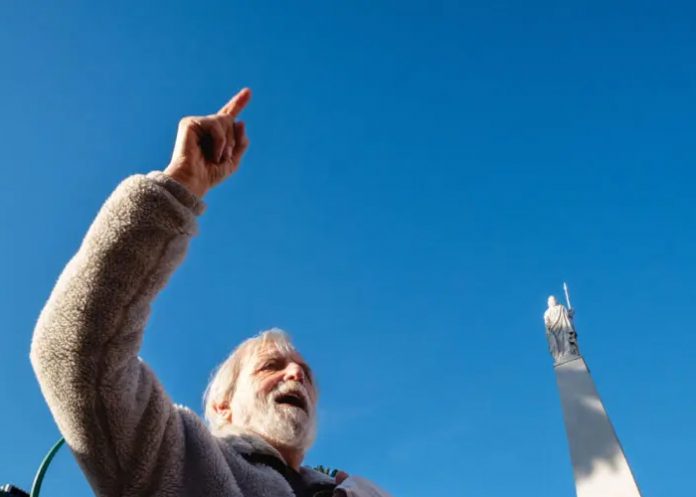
212, 400, 233, 423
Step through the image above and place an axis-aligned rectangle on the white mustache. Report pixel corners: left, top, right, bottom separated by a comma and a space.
270, 381, 311, 408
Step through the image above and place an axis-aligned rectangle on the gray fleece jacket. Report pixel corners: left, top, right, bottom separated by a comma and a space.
30, 173, 339, 497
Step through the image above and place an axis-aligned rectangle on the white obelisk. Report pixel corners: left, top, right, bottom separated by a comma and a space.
544, 284, 642, 497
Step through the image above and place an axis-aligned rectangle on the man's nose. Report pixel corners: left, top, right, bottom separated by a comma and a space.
283, 362, 305, 382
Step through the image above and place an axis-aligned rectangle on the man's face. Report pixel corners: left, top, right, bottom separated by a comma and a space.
548, 295, 557, 308
229, 343, 317, 452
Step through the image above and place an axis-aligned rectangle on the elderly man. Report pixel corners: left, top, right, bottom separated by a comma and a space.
30, 89, 390, 497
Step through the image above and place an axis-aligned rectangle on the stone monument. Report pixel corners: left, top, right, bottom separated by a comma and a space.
544, 283, 642, 497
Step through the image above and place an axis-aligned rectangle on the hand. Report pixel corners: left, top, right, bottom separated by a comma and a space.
164, 88, 252, 198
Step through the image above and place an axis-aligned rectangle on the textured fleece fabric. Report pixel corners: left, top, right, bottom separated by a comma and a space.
30, 172, 341, 497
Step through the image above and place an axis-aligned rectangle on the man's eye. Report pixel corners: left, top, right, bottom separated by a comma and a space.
262, 360, 281, 370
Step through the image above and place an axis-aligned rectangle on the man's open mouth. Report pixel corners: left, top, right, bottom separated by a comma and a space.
274, 391, 307, 412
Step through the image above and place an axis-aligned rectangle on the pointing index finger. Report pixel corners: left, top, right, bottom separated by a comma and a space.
218, 87, 252, 118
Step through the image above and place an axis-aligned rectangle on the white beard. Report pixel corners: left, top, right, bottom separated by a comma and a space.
231, 379, 316, 452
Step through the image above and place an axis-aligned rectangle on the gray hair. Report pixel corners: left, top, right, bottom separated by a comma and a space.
203, 328, 296, 435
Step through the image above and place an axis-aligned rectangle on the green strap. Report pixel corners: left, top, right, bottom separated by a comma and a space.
30, 437, 65, 497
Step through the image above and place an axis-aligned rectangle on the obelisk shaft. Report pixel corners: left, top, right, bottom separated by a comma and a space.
554, 357, 642, 497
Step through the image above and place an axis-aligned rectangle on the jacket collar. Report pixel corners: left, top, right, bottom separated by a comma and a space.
219, 426, 336, 488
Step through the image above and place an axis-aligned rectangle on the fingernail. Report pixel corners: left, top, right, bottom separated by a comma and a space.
225, 146, 233, 160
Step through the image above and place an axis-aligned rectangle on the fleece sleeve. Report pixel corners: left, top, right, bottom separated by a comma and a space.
30, 172, 205, 496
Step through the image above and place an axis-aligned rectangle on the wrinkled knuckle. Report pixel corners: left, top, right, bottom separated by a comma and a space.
215, 115, 234, 129
178, 116, 198, 129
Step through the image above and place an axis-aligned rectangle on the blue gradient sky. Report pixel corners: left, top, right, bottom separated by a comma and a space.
1, 1, 694, 496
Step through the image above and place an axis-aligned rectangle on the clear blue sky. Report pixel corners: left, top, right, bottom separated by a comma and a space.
1, 1, 693, 496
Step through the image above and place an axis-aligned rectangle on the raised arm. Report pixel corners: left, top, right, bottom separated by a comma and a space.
30, 89, 251, 495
